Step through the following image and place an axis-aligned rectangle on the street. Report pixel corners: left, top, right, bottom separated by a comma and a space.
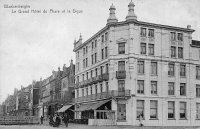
0, 124, 200, 129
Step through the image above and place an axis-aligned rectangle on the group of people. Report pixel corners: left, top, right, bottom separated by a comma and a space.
40, 113, 69, 127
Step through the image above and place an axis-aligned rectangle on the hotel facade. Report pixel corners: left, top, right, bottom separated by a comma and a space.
73, 2, 200, 126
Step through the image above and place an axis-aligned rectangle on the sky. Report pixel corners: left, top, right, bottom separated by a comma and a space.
0, 0, 200, 104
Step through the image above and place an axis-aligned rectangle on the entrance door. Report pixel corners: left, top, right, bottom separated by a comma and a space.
117, 104, 126, 121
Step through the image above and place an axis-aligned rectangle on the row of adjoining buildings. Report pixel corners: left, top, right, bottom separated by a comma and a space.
1, 1, 200, 126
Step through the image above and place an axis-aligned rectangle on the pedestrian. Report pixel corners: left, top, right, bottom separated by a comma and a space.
139, 113, 144, 127
53, 113, 61, 127
49, 115, 54, 126
62, 113, 69, 127
40, 115, 44, 125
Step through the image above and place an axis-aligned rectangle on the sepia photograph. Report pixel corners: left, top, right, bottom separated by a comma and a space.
0, 0, 200, 128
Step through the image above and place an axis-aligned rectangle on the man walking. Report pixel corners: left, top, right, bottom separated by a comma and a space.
40, 115, 44, 125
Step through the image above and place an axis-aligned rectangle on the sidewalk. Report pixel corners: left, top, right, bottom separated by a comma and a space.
0, 124, 200, 129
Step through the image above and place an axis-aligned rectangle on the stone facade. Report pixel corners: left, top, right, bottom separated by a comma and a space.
73, 2, 200, 126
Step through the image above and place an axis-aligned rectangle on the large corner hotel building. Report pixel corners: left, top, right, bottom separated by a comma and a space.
73, 1, 200, 126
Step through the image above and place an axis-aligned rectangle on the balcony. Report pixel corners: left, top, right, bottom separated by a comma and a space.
75, 90, 130, 103
102, 73, 109, 81
116, 71, 126, 79
97, 75, 103, 82
92, 77, 98, 84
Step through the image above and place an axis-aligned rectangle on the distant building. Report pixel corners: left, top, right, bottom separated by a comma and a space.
73, 2, 200, 126
39, 61, 75, 118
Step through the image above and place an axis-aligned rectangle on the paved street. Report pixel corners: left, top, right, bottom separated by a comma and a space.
0, 124, 200, 129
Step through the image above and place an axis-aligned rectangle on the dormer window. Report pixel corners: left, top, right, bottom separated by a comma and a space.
178, 33, 183, 41
148, 29, 154, 37
141, 28, 146, 37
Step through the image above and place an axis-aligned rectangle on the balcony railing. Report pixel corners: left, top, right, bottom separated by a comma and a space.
102, 73, 109, 81
75, 90, 130, 103
116, 71, 126, 79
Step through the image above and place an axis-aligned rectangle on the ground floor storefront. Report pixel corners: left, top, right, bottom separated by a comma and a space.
74, 97, 200, 126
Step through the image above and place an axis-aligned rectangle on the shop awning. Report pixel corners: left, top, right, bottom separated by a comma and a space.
57, 105, 73, 112
76, 100, 110, 112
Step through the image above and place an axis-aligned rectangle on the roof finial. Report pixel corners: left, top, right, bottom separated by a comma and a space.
107, 3, 118, 25
126, 0, 137, 21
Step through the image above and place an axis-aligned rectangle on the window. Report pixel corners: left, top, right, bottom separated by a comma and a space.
137, 100, 144, 119
91, 55, 94, 65
100, 84, 103, 93
118, 61, 125, 71
148, 29, 154, 37
92, 42, 94, 49
86, 46, 88, 54
90, 70, 93, 78
138, 61, 144, 74
106, 82, 109, 92
82, 74, 84, 81
86, 72, 89, 80
83, 59, 85, 68
118, 80, 125, 92
141, 28, 146, 37
86, 87, 88, 96
196, 103, 200, 119
168, 63, 175, 76
140, 43, 146, 54
83, 48, 85, 55
178, 33, 183, 41
178, 47, 183, 58
85, 58, 88, 67
150, 100, 158, 119
168, 101, 175, 119
151, 81, 157, 95
95, 40, 97, 48
95, 68, 98, 77
95, 53, 97, 63
117, 104, 126, 120
90, 86, 93, 95
168, 82, 175, 95
171, 46, 176, 58
151, 62, 157, 75
82, 88, 84, 97
180, 83, 186, 96
137, 80, 144, 94
180, 102, 186, 119
118, 43, 125, 54
101, 49, 104, 60
148, 44, 154, 55
100, 66, 103, 75
101, 35, 104, 43
106, 64, 109, 73
197, 85, 200, 97
105, 32, 108, 41
77, 76, 79, 83
171, 32, 176, 41
196, 66, 200, 79
76, 89, 79, 98
95, 85, 97, 94
180, 64, 186, 77
105, 47, 108, 58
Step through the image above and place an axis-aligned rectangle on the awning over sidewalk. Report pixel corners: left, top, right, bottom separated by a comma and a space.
57, 105, 73, 112
76, 100, 110, 112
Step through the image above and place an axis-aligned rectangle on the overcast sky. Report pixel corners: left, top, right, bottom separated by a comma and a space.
0, 0, 200, 104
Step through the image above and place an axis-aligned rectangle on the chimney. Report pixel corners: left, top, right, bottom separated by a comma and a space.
107, 4, 118, 25
79, 33, 82, 44
58, 67, 60, 71
187, 25, 191, 29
